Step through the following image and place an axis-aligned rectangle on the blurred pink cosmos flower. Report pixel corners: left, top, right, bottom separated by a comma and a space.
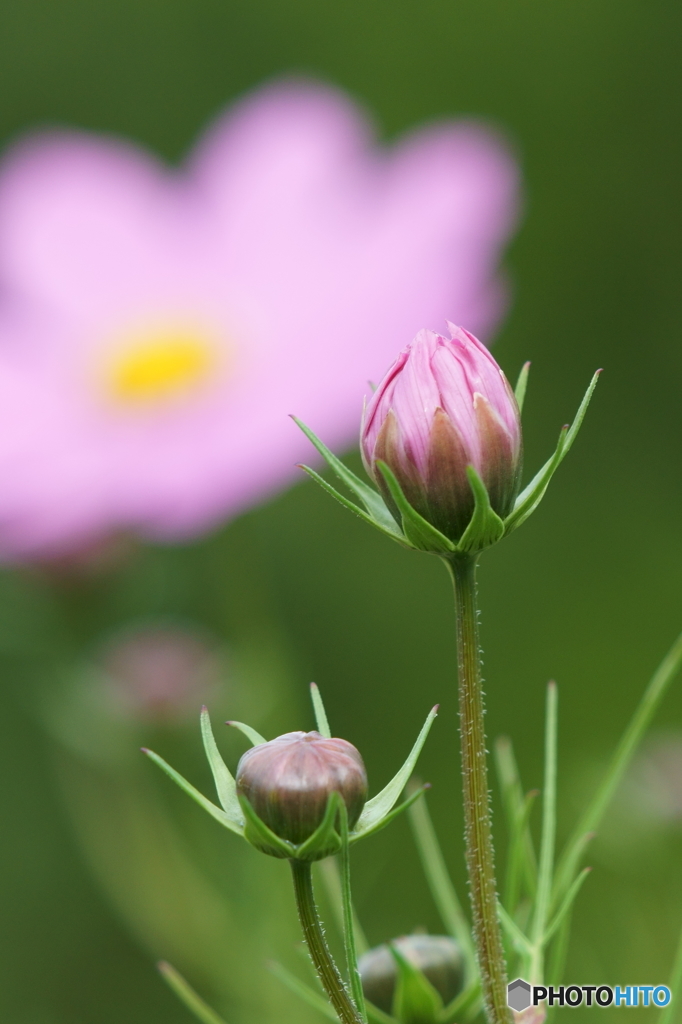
0, 79, 518, 560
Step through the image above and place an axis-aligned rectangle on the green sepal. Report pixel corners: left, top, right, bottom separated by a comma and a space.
310, 682, 332, 739
376, 462, 455, 553
298, 463, 407, 545
226, 720, 267, 746
354, 706, 438, 836
238, 794, 296, 859
514, 362, 531, 414
351, 784, 428, 843
456, 466, 505, 553
390, 943, 443, 1024
142, 748, 244, 837
504, 370, 600, 535
293, 417, 402, 536
294, 791, 343, 861
200, 707, 244, 829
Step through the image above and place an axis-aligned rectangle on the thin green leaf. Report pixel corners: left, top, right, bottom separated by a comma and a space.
514, 362, 531, 414
226, 720, 267, 746
494, 736, 538, 911
310, 683, 332, 739
200, 707, 243, 828
238, 794, 296, 858
659, 916, 682, 1024
544, 868, 591, 943
550, 830, 594, 910
351, 786, 427, 843
158, 961, 230, 1024
299, 464, 406, 544
293, 417, 400, 532
531, 683, 558, 950
317, 858, 370, 956
268, 961, 338, 1022
390, 943, 443, 1024
407, 790, 476, 979
457, 466, 505, 552
142, 748, 243, 835
354, 707, 439, 834
439, 979, 481, 1024
376, 462, 455, 553
364, 1003, 399, 1024
295, 791, 342, 860
555, 628, 682, 900
505, 371, 600, 534
497, 902, 533, 955
339, 802, 367, 1021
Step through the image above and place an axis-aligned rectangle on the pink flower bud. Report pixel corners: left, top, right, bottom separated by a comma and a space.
361, 323, 522, 543
236, 731, 367, 847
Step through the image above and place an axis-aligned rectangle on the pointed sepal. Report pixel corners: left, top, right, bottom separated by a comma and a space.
354, 706, 438, 837
142, 747, 244, 837
389, 944, 443, 1024
504, 370, 600, 535
200, 707, 244, 830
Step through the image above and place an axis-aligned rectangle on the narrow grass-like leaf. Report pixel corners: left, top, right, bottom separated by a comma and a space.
351, 785, 427, 843
295, 791, 342, 860
497, 902, 533, 956
238, 794, 296, 858
158, 961, 230, 1024
200, 707, 243, 828
354, 707, 438, 834
226, 720, 267, 746
318, 858, 369, 955
390, 943, 443, 1023
494, 736, 538, 910
514, 362, 531, 414
293, 417, 400, 533
505, 371, 600, 534
268, 961, 338, 1021
299, 464, 406, 544
531, 683, 558, 953
555, 628, 682, 900
339, 802, 367, 1021
659, 916, 682, 1024
407, 789, 476, 979
544, 868, 591, 943
142, 748, 243, 835
310, 683, 332, 739
521, 685, 559, 993
457, 466, 505, 552
439, 979, 482, 1024
376, 462, 455, 553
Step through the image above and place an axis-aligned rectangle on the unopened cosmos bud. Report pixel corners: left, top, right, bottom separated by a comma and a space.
359, 934, 464, 1018
236, 731, 368, 848
361, 323, 522, 544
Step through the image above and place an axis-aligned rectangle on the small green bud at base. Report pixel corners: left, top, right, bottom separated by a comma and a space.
359, 935, 464, 1020
236, 731, 368, 852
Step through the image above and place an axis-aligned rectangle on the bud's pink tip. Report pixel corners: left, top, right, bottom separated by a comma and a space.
361, 324, 522, 544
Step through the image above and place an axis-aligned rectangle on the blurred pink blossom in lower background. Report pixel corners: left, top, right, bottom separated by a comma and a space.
0, 78, 519, 560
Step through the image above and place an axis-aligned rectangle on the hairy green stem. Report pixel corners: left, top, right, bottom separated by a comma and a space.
290, 859, 363, 1024
447, 554, 511, 1024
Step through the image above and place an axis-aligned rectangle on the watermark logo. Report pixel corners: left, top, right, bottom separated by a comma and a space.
507, 979, 671, 1010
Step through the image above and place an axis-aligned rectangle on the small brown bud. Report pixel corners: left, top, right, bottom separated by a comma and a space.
236, 731, 367, 846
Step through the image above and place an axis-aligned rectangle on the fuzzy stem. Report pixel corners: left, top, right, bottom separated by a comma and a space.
447, 553, 511, 1024
290, 859, 363, 1024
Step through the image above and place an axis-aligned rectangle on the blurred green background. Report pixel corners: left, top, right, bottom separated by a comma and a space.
1, 0, 681, 1021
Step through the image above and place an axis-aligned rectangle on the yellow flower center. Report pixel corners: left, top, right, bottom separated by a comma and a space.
106, 328, 220, 406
